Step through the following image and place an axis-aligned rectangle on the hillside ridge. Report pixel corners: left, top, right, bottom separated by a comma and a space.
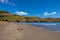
0, 11, 60, 22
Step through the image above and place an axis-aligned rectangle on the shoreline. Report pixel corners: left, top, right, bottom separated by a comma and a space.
0, 22, 60, 40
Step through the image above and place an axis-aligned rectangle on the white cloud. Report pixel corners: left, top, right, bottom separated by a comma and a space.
0, 0, 5, 3
44, 12, 49, 16
44, 12, 57, 16
0, 0, 8, 3
50, 12, 56, 14
8, 2, 16, 6
12, 3, 15, 6
16, 11, 28, 15
0, 0, 16, 6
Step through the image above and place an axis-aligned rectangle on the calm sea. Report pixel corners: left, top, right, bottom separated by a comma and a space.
15, 22, 60, 31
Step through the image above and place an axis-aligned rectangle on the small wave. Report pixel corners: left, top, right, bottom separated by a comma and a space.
44, 24, 57, 25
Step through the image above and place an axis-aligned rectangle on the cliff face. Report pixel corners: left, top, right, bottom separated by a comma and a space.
0, 11, 60, 22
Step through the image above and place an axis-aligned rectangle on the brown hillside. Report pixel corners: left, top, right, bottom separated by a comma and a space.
0, 11, 12, 17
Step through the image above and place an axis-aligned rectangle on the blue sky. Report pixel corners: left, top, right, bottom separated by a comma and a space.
0, 0, 60, 18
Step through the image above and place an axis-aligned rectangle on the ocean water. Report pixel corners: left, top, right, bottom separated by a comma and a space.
14, 22, 60, 31
26, 22, 60, 31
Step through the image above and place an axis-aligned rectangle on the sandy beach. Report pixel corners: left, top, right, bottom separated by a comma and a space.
0, 22, 60, 40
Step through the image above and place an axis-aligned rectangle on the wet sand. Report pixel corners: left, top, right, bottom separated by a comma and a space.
0, 22, 60, 40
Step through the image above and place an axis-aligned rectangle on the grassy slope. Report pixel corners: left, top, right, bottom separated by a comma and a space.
0, 11, 60, 22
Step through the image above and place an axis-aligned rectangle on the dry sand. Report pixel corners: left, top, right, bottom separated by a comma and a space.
0, 22, 60, 40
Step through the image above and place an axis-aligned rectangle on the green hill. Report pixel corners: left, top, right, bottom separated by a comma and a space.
0, 11, 60, 22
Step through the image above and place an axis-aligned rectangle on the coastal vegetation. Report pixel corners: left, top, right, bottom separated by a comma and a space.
0, 11, 60, 22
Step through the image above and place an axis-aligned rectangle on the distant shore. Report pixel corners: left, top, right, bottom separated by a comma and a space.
0, 22, 60, 40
